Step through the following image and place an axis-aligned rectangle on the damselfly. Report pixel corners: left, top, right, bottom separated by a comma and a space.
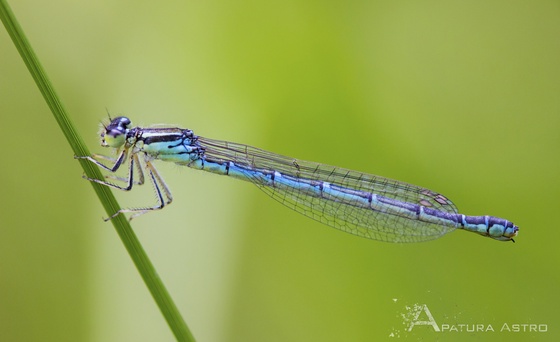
77, 116, 519, 243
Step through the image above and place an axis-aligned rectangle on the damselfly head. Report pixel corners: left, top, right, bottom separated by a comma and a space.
100, 116, 131, 148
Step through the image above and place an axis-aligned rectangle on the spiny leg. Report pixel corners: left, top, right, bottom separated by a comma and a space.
80, 150, 139, 191
145, 158, 173, 205
101, 153, 145, 186
75, 148, 128, 172
80, 149, 172, 220
106, 157, 173, 221
80, 152, 146, 185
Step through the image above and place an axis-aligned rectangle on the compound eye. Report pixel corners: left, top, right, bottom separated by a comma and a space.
115, 116, 131, 129
102, 116, 132, 148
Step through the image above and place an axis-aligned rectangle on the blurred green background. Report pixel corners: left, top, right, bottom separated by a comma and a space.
1, 1, 559, 341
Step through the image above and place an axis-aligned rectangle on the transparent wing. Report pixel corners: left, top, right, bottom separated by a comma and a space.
200, 137, 459, 242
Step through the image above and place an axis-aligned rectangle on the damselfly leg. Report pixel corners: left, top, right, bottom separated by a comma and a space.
76, 149, 173, 220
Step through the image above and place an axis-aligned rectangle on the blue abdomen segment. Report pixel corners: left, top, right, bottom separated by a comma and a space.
186, 152, 518, 242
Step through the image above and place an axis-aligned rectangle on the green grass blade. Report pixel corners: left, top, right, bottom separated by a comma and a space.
0, 1, 195, 341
